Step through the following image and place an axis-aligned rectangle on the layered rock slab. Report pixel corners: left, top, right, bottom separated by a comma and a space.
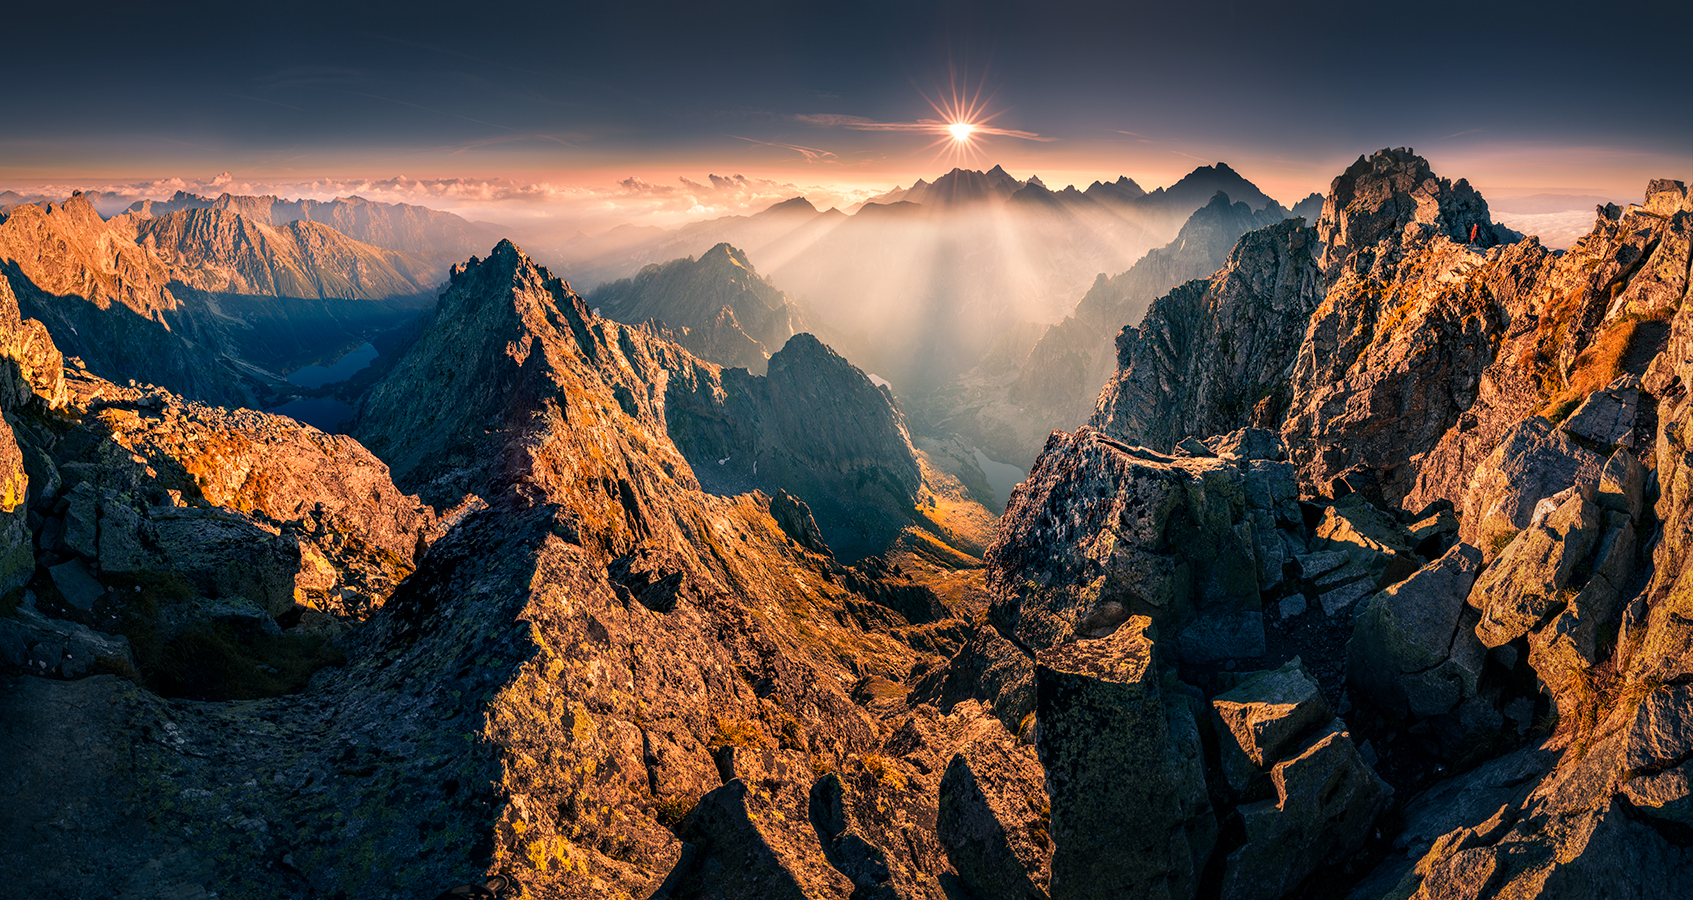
1034, 617, 1214, 900
988, 427, 1297, 663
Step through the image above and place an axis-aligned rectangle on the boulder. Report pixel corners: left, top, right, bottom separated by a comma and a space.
1391, 748, 1556, 860
62, 482, 99, 559
1559, 375, 1640, 449
47, 558, 104, 611
1211, 659, 1332, 793
1034, 617, 1214, 900
144, 507, 303, 617
1468, 490, 1601, 647
938, 730, 1052, 900
1219, 721, 1391, 900
1347, 544, 1485, 721
1596, 448, 1645, 521
1309, 494, 1418, 615
989, 429, 1279, 663
1209, 427, 1286, 462
1457, 417, 1604, 556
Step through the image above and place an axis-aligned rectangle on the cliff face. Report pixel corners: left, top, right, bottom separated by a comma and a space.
130, 190, 499, 259
1091, 217, 1323, 451
135, 208, 440, 301
587, 242, 807, 374
929, 191, 1300, 468
0, 193, 262, 407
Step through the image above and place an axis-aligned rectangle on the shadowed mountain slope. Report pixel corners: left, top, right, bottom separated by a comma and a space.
586, 242, 808, 374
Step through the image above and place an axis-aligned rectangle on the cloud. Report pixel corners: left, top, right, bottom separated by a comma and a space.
730, 136, 838, 163
2, 170, 888, 232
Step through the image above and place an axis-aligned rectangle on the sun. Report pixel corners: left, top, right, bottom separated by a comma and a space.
948, 122, 975, 142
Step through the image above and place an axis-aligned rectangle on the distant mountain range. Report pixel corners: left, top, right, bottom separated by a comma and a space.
127, 191, 500, 260
924, 189, 1323, 467
553, 162, 1303, 396
861, 162, 1278, 215
0, 192, 449, 407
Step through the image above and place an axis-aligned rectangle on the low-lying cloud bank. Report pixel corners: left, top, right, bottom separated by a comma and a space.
1, 171, 890, 234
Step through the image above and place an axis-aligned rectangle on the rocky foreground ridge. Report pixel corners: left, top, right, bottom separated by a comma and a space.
0, 148, 1690, 899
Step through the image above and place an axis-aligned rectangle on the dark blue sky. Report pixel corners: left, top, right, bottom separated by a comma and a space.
4, 0, 1688, 208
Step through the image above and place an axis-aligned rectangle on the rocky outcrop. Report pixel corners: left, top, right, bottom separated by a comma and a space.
0, 294, 436, 731
588, 242, 809, 374
1316, 147, 1516, 280
1345, 544, 1508, 756
1034, 618, 1214, 900
1091, 217, 1323, 451
1211, 661, 1390, 900
1279, 148, 1529, 503
34, 372, 438, 618
931, 192, 1300, 467
988, 427, 1303, 662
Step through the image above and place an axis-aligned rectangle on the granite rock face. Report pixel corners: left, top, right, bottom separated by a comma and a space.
1034, 618, 1214, 900
1220, 721, 1390, 900
931, 192, 1302, 468
1347, 544, 1486, 719
1455, 417, 1606, 556
987, 427, 1297, 662
1091, 217, 1323, 452
135, 207, 439, 302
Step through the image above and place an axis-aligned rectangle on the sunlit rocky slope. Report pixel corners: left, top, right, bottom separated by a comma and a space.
1, 149, 1689, 900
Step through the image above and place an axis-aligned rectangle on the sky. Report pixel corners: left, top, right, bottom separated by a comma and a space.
3, 0, 1689, 230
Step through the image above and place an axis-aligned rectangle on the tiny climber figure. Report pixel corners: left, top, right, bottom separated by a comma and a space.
1469, 222, 1480, 243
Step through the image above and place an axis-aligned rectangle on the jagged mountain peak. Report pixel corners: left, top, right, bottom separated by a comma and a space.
698, 240, 754, 268
1317, 146, 1516, 278
1139, 161, 1275, 212
587, 242, 804, 374
903, 165, 1029, 207
756, 195, 819, 217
